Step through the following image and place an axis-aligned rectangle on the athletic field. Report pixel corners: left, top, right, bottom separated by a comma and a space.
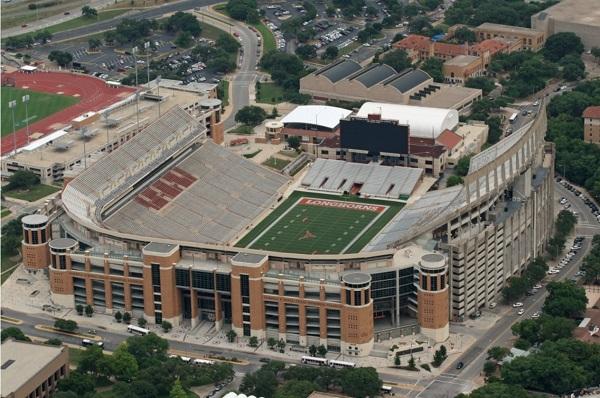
1, 87, 79, 137
236, 191, 403, 254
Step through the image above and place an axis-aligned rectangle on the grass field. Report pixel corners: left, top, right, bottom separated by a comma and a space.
3, 184, 61, 202
262, 156, 290, 171
1, 87, 79, 137
253, 21, 276, 53
256, 82, 285, 104
236, 191, 403, 254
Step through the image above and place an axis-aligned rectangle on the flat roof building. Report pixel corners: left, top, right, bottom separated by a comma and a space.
473, 23, 545, 51
531, 0, 600, 50
1, 339, 69, 398
443, 55, 485, 84
300, 61, 482, 114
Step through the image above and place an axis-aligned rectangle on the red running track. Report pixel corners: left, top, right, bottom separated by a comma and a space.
1, 71, 135, 155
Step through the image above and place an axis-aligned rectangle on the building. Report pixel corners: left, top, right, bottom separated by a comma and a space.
1, 339, 69, 398
443, 55, 485, 84
1, 78, 221, 185
300, 60, 482, 114
469, 38, 521, 69
279, 105, 352, 146
394, 34, 469, 63
531, 0, 600, 50
583, 106, 600, 145
23, 100, 554, 355
473, 23, 545, 51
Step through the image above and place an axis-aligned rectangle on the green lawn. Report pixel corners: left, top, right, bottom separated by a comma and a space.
253, 21, 276, 53
1, 207, 11, 218
1, 88, 79, 137
218, 80, 229, 107
262, 157, 290, 171
3, 184, 61, 202
236, 191, 403, 254
1, 248, 19, 285
243, 149, 262, 158
201, 22, 230, 41
256, 82, 286, 104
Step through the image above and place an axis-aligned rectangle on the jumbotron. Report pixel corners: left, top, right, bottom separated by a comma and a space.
21, 102, 553, 357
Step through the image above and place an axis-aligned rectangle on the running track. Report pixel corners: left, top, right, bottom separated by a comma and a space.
1, 71, 135, 156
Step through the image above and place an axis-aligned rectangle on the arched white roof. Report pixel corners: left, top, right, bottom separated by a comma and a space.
356, 102, 459, 139
281, 105, 352, 130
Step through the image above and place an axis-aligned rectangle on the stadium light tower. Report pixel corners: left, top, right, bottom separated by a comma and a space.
9, 100, 17, 155
22, 94, 31, 145
133, 46, 140, 133
144, 41, 151, 89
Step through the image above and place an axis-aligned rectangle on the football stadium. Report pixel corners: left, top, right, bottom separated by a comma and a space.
20, 96, 554, 357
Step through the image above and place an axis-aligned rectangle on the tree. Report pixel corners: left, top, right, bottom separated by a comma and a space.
465, 77, 496, 95
487, 346, 510, 361
125, 333, 168, 367
226, 0, 259, 23
309, 344, 317, 356
266, 337, 277, 350
394, 353, 401, 366
453, 27, 476, 44
544, 32, 584, 62
76, 304, 84, 315
85, 305, 94, 317
322, 45, 339, 60
446, 175, 463, 187
114, 311, 123, 323
137, 317, 147, 327
543, 281, 587, 318
164, 11, 202, 37
175, 32, 194, 48
46, 338, 63, 346
365, 5, 378, 17
454, 155, 472, 177
123, 312, 132, 324
169, 379, 188, 398
592, 47, 600, 63
88, 38, 102, 51
432, 348, 446, 367
340, 367, 382, 398
461, 382, 531, 398
381, 49, 411, 72
34, 30, 52, 44
296, 44, 316, 60
111, 345, 139, 381
54, 319, 78, 332
81, 5, 98, 18
483, 360, 496, 377
248, 336, 259, 347
277, 339, 286, 352
486, 116, 502, 145
317, 345, 327, 357
6, 170, 39, 191
236, 106, 267, 126
408, 355, 416, 370
420, 57, 443, 82
57, 372, 95, 396
1, 327, 31, 342
287, 136, 300, 150
226, 329, 237, 343
326, 5, 336, 17
161, 320, 173, 333
275, 380, 318, 398
48, 50, 73, 67
241, 368, 278, 398
216, 33, 240, 53
79, 345, 104, 374
408, 16, 432, 34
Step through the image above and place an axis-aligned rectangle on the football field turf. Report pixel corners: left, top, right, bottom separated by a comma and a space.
1, 87, 79, 137
236, 191, 404, 254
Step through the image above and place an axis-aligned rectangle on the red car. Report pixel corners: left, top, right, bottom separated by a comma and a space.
233, 32, 240, 37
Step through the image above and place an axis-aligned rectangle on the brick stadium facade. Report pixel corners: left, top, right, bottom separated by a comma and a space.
21, 103, 554, 357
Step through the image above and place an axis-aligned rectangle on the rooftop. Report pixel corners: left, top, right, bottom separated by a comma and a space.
281, 105, 352, 130
144, 242, 178, 254
475, 22, 541, 36
352, 64, 397, 88
437, 129, 463, 150
532, 0, 600, 27
385, 69, 432, 93
1, 340, 66, 395
444, 54, 481, 67
583, 106, 600, 119
470, 39, 509, 55
316, 59, 362, 83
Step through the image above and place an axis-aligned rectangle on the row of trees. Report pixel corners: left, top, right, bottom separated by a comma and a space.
581, 235, 600, 284
444, 0, 556, 28
501, 257, 548, 303
241, 360, 382, 398
259, 51, 311, 104
56, 333, 233, 398
546, 210, 577, 259
5, 29, 52, 49
225, 0, 260, 24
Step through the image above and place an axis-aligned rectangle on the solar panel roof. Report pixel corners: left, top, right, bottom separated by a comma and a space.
387, 69, 431, 93
319, 60, 362, 83
354, 64, 397, 88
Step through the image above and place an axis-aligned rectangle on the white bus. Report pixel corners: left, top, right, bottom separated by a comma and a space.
328, 359, 356, 368
193, 358, 216, 366
381, 385, 393, 394
301, 356, 328, 366
509, 112, 518, 123
127, 325, 150, 335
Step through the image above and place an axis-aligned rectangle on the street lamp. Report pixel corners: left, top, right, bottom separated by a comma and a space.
22, 94, 30, 145
144, 41, 151, 89
157, 75, 162, 117
9, 100, 17, 155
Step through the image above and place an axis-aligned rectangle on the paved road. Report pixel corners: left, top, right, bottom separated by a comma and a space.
415, 180, 600, 398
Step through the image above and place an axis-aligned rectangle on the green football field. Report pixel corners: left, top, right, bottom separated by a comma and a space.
236, 192, 404, 254
1, 87, 79, 137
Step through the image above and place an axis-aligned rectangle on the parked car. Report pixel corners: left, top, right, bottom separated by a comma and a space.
512, 302, 524, 308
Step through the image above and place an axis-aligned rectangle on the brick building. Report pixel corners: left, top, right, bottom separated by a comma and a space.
473, 23, 545, 51
583, 106, 600, 145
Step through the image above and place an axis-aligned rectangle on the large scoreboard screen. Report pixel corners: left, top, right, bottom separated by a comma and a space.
340, 118, 409, 155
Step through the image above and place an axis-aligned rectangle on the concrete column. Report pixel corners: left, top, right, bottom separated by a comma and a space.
214, 291, 223, 331
124, 283, 132, 312
191, 289, 199, 328
105, 280, 113, 314
85, 277, 93, 305
299, 304, 307, 346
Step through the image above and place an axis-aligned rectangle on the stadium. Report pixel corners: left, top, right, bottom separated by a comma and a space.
1, 69, 135, 156
22, 95, 554, 356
